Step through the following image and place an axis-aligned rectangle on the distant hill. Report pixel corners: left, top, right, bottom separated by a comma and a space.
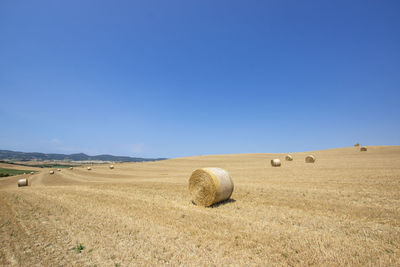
0, 150, 166, 162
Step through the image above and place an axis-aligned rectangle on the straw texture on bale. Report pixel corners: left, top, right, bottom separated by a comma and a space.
360, 146, 367, 151
109, 165, 114, 169
271, 159, 281, 167
49, 170, 54, 174
354, 143, 360, 147
285, 155, 293, 161
305, 155, 316, 163
18, 178, 28, 187
87, 167, 92, 170
189, 168, 234, 207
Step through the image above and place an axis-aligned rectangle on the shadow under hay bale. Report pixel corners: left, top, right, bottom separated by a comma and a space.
191, 198, 236, 208
189, 167, 234, 207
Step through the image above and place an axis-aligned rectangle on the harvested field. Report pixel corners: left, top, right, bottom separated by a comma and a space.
0, 146, 400, 266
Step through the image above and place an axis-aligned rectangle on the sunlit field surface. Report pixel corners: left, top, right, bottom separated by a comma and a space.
1, 146, 399, 266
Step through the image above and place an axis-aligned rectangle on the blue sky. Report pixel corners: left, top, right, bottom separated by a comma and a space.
0, 0, 399, 158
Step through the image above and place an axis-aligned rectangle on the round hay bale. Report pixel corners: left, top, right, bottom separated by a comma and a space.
285, 155, 293, 161
189, 168, 234, 207
30, 171, 34, 175
354, 143, 360, 147
18, 178, 28, 187
87, 166, 92, 170
305, 155, 316, 163
109, 165, 114, 169
57, 169, 61, 171
360, 146, 367, 152
271, 159, 281, 167
49, 170, 54, 174
69, 167, 73, 170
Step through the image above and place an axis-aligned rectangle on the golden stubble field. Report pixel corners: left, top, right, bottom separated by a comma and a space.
0, 146, 399, 266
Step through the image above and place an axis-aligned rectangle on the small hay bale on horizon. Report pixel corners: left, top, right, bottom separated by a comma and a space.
18, 178, 28, 187
189, 167, 234, 207
49, 170, 54, 174
109, 165, 114, 169
305, 155, 316, 163
285, 155, 293, 161
69, 167, 73, 170
360, 146, 367, 151
87, 166, 92, 170
271, 159, 281, 167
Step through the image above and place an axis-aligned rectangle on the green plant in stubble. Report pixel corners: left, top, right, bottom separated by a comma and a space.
71, 243, 85, 253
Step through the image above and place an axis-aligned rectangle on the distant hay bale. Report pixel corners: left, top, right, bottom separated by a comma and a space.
109, 165, 114, 169
360, 146, 367, 152
69, 167, 73, 170
189, 168, 234, 207
18, 178, 28, 187
354, 143, 360, 147
57, 169, 61, 171
49, 170, 54, 174
30, 171, 34, 175
305, 155, 316, 163
285, 155, 293, 161
271, 159, 281, 167
87, 166, 92, 170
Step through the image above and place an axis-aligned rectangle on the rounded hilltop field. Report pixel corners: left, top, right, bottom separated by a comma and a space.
0, 146, 399, 266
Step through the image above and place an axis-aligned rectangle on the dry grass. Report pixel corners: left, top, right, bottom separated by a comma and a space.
0, 146, 399, 266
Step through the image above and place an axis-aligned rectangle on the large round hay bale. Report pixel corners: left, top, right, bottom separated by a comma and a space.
87, 166, 92, 170
360, 146, 367, 152
305, 155, 316, 163
285, 155, 293, 161
109, 165, 114, 169
189, 168, 234, 207
354, 143, 360, 147
271, 159, 281, 167
18, 178, 28, 187
49, 170, 54, 174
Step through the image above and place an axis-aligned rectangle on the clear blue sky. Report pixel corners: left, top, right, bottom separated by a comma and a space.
1, 0, 399, 158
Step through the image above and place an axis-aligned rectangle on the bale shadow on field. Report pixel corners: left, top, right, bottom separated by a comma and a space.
191, 198, 236, 208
